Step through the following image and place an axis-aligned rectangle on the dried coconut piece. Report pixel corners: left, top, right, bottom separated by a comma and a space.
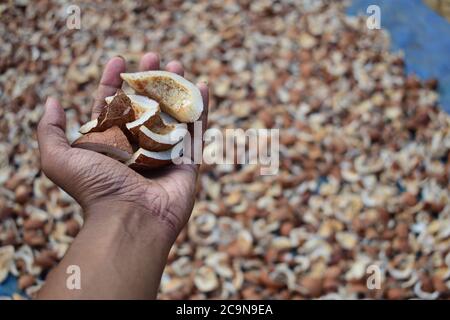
194, 266, 219, 292
7, 0, 450, 300
18, 274, 35, 290
126, 142, 183, 169
138, 113, 188, 151
14, 245, 41, 276
114, 95, 161, 138
121, 71, 203, 123
105, 94, 159, 118
79, 90, 135, 134
72, 126, 133, 162
0, 245, 14, 283
413, 281, 439, 300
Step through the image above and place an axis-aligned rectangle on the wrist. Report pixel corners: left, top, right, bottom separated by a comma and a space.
39, 201, 174, 299
83, 201, 176, 252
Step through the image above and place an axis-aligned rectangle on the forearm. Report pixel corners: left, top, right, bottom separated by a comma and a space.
37, 204, 173, 299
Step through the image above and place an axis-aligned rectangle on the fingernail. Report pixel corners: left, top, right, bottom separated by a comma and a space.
116, 55, 125, 61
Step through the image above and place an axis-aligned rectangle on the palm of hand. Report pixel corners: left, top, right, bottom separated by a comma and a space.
68, 148, 197, 232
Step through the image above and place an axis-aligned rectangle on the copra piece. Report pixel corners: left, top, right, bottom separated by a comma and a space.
138, 113, 188, 151
106, 94, 160, 137
0, 246, 14, 283
73, 72, 200, 169
126, 142, 184, 169
121, 71, 203, 123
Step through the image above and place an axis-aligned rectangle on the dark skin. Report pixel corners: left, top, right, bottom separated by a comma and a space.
36, 52, 208, 299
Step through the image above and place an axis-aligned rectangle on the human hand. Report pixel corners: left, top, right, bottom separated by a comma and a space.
37, 53, 208, 242
36, 53, 208, 299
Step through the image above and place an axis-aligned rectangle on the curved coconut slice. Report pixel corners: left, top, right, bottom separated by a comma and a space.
105, 94, 159, 118
72, 126, 133, 162
120, 71, 203, 123
138, 114, 188, 151
79, 90, 135, 134
126, 143, 183, 169
125, 110, 159, 138
159, 112, 179, 124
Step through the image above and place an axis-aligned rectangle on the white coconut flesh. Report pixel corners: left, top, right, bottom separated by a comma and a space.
159, 112, 178, 124
76, 143, 132, 162
79, 119, 98, 134
140, 123, 187, 145
120, 71, 203, 123
125, 110, 159, 133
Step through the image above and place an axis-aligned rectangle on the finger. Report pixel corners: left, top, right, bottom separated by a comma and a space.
138, 52, 160, 71
186, 82, 208, 144
91, 56, 126, 120
165, 60, 184, 76
37, 97, 71, 181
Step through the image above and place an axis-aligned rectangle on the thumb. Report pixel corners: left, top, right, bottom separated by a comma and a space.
37, 97, 71, 181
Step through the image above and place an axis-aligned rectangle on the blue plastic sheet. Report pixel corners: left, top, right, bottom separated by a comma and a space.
347, 0, 450, 112
1, 0, 450, 298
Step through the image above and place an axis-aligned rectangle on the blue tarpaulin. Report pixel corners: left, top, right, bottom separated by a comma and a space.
1, 0, 450, 298
347, 0, 450, 112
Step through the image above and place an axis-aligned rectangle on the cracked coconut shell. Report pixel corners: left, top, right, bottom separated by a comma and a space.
79, 90, 135, 134
138, 112, 188, 151
126, 142, 184, 169
120, 71, 203, 123
72, 126, 133, 162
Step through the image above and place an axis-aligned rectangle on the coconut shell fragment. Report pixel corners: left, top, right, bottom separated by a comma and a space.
75, 75, 196, 169
121, 71, 203, 123
72, 126, 133, 162
79, 90, 135, 134
125, 110, 160, 139
106, 94, 160, 139
126, 142, 184, 169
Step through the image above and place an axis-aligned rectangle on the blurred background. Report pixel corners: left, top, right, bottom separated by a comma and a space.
1, 0, 450, 299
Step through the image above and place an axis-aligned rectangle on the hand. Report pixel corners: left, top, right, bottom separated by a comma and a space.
37, 53, 208, 242
36, 53, 208, 299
